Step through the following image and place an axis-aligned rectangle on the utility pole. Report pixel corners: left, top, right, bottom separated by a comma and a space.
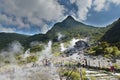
80, 68, 83, 80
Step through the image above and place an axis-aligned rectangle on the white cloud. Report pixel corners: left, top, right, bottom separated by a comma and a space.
70, 0, 76, 4
110, 0, 120, 5
70, 0, 92, 21
93, 0, 120, 12
0, 13, 30, 29
69, 0, 120, 21
0, 0, 120, 34
93, 0, 107, 12
0, 0, 66, 33
0, 24, 15, 33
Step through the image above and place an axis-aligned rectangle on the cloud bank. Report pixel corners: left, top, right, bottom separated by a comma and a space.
0, 0, 120, 34
0, 0, 65, 34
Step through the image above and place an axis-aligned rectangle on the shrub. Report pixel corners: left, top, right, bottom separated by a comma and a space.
63, 70, 80, 80
27, 55, 38, 63
62, 68, 87, 80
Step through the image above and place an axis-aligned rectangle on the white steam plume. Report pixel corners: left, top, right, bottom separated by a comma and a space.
60, 43, 66, 52
69, 38, 79, 48
0, 41, 24, 64
38, 41, 52, 61
57, 33, 64, 41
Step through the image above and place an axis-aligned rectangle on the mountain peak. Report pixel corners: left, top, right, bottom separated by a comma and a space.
65, 15, 75, 21
61, 15, 84, 26
62, 15, 77, 24
66, 15, 74, 19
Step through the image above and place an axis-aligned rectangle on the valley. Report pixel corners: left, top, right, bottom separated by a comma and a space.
0, 16, 120, 80
0, 38, 120, 80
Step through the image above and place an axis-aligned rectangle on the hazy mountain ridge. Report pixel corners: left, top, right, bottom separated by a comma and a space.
0, 16, 116, 50
26, 16, 104, 44
46, 16, 106, 41
0, 33, 29, 50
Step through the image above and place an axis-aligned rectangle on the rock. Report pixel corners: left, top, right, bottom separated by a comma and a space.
64, 40, 89, 56
74, 40, 89, 50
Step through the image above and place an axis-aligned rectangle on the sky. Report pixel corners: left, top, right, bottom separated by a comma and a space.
0, 0, 120, 35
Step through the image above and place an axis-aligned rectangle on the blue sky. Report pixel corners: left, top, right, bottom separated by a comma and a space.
0, 0, 120, 35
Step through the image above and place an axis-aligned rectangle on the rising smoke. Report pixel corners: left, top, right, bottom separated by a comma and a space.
57, 33, 64, 41
0, 41, 24, 64
69, 38, 79, 48
38, 41, 52, 61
